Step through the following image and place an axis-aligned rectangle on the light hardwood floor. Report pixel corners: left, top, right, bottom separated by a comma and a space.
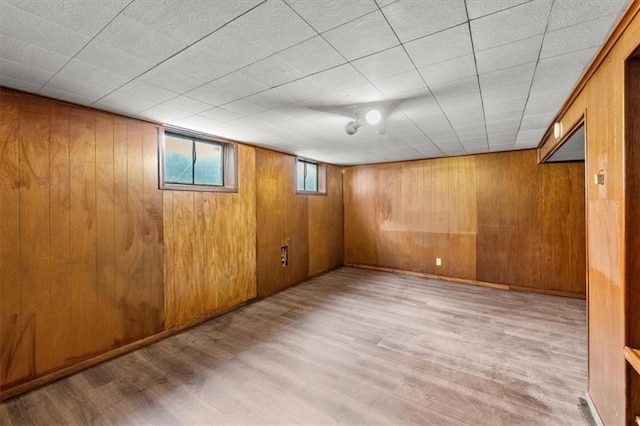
0, 267, 587, 425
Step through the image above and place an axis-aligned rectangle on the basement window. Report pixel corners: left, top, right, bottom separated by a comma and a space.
296, 158, 326, 195
160, 130, 237, 192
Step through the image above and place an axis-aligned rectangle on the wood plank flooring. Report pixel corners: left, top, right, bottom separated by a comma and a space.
0, 267, 587, 425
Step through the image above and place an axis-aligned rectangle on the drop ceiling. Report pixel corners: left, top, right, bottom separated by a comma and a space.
0, 0, 630, 165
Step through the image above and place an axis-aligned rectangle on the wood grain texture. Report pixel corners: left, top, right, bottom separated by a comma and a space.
534, 4, 640, 423
163, 144, 257, 329
256, 149, 343, 298
476, 150, 586, 293
344, 150, 585, 296
0, 267, 587, 425
626, 53, 640, 424
308, 164, 344, 276
0, 90, 164, 395
256, 149, 287, 297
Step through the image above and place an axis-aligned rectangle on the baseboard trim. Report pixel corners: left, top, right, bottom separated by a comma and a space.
345, 264, 585, 299
580, 392, 604, 426
0, 300, 249, 402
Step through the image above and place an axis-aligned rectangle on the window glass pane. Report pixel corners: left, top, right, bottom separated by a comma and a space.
164, 134, 193, 184
194, 141, 223, 185
304, 162, 318, 192
296, 160, 305, 191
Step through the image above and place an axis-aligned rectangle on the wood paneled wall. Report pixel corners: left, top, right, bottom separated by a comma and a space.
163, 144, 257, 329
0, 90, 345, 399
536, 2, 640, 423
256, 148, 344, 297
344, 150, 586, 296
0, 91, 164, 391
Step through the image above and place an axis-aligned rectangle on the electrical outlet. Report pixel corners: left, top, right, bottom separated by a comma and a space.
436, 257, 442, 266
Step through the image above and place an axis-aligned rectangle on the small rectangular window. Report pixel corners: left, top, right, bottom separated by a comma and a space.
160, 129, 237, 192
296, 158, 326, 195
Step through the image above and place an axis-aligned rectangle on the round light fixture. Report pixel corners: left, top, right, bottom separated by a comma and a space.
365, 109, 381, 125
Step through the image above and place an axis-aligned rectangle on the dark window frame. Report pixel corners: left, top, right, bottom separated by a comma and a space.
296, 158, 327, 195
159, 128, 237, 193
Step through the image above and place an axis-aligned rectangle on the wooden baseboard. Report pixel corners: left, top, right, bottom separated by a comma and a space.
582, 392, 605, 426
345, 263, 586, 299
0, 301, 249, 402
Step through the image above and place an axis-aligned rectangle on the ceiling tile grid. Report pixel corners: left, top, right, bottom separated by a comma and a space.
0, 0, 630, 165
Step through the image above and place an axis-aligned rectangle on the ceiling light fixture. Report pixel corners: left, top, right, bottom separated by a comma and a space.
345, 108, 385, 135
365, 109, 381, 125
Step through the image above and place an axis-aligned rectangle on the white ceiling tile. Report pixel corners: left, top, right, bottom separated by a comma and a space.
277, 36, 346, 76
162, 47, 234, 83
227, 0, 316, 55
372, 70, 425, 98
194, 25, 270, 71
486, 118, 521, 136
323, 11, 398, 61
119, 80, 178, 103
222, 98, 269, 116
244, 89, 296, 109
398, 94, 441, 119
530, 71, 581, 95
276, 77, 330, 102
475, 35, 543, 73
210, 71, 270, 98
171, 114, 227, 135
93, 91, 156, 115
547, 0, 629, 31
311, 64, 368, 92
44, 73, 113, 100
138, 66, 203, 94
534, 47, 598, 81
479, 63, 536, 92
413, 112, 454, 133
381, 0, 467, 42
482, 82, 531, 104
286, 0, 377, 33
199, 108, 244, 123
0, 3, 90, 56
38, 86, 98, 105
520, 112, 555, 131
0, 58, 53, 86
56, 59, 130, 91
466, 0, 530, 19
137, 104, 192, 123
352, 46, 414, 81
163, 95, 213, 115
515, 128, 545, 146
488, 132, 518, 146
419, 54, 477, 87
330, 83, 384, 104
185, 83, 239, 106
404, 24, 472, 69
0, 34, 70, 74
3, 0, 120, 37
471, 0, 552, 51
74, 40, 155, 78
96, 15, 186, 64
240, 56, 304, 88
430, 76, 480, 101
123, 0, 263, 44
540, 16, 615, 59
0, 75, 43, 93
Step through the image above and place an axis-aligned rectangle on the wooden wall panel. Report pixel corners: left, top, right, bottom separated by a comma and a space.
163, 144, 257, 329
256, 149, 343, 297
256, 149, 288, 297
344, 150, 585, 296
535, 4, 640, 422
308, 165, 344, 276
0, 91, 30, 385
0, 90, 164, 393
627, 54, 640, 424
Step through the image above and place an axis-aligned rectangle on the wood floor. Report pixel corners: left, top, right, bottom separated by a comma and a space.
0, 267, 587, 425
